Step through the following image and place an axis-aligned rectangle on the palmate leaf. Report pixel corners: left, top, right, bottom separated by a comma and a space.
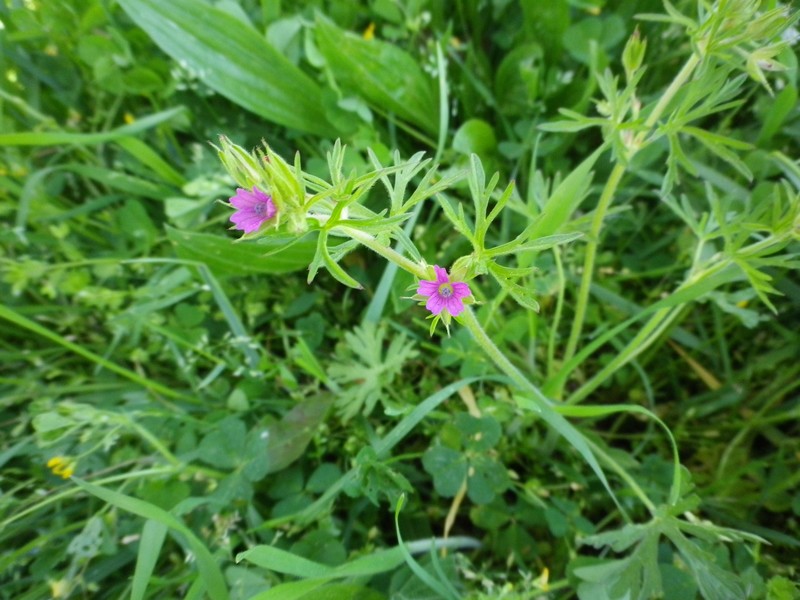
329, 322, 418, 421
665, 528, 746, 600
575, 506, 761, 600
575, 532, 661, 600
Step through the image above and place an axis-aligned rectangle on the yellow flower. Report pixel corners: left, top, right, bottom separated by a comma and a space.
49, 579, 70, 598
534, 566, 550, 592
363, 22, 375, 41
47, 456, 75, 479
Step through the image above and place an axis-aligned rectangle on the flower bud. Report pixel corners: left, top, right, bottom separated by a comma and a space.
214, 135, 264, 189
622, 28, 647, 83
216, 136, 310, 234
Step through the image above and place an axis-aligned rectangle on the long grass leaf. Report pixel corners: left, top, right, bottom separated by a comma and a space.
0, 107, 186, 146
0, 304, 193, 404
72, 478, 229, 600
131, 520, 168, 600
119, 0, 336, 136
393, 495, 459, 600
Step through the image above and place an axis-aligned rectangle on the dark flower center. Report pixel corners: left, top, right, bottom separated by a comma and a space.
438, 283, 454, 298
253, 201, 269, 217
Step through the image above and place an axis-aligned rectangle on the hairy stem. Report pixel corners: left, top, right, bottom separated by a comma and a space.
559, 52, 702, 396
562, 162, 626, 372
642, 53, 702, 131
459, 308, 551, 404
337, 225, 429, 279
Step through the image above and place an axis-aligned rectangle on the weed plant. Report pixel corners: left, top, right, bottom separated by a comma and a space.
1, 1, 799, 599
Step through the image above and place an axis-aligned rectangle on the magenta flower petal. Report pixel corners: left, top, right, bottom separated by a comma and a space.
451, 282, 471, 299
230, 212, 264, 234
445, 296, 465, 316
417, 266, 472, 318
426, 294, 445, 315
229, 186, 277, 233
417, 280, 439, 295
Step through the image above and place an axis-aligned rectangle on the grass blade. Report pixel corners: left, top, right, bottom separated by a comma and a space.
131, 520, 168, 600
0, 107, 186, 146
72, 477, 229, 600
119, 0, 336, 136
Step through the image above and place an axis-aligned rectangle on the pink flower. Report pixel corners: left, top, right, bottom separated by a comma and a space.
417, 265, 471, 317
229, 186, 276, 233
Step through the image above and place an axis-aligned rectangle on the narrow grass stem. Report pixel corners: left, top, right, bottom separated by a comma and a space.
1, 467, 175, 529
546, 247, 565, 378
567, 306, 682, 405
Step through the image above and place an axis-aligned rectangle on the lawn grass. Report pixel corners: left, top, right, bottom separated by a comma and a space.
1, 1, 799, 598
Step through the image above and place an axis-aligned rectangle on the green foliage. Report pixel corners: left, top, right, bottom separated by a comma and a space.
329, 322, 418, 421
423, 412, 509, 504
118, 0, 337, 136
1, 0, 799, 599
574, 484, 767, 600
315, 15, 439, 136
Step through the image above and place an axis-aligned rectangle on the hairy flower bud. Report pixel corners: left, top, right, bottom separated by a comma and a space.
216, 136, 310, 234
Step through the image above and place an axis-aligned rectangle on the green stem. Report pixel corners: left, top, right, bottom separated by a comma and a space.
641, 53, 702, 131
459, 308, 551, 405
588, 439, 657, 514
337, 225, 429, 279
559, 52, 702, 394
546, 247, 565, 378
334, 223, 658, 513
126, 417, 182, 467
1, 467, 175, 529
567, 306, 682, 405
461, 308, 657, 514
562, 162, 626, 369
0, 304, 194, 406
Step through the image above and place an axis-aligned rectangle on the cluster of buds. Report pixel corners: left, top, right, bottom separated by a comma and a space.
214, 135, 310, 235
681, 0, 795, 93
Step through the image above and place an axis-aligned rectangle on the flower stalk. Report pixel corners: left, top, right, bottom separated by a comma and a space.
558, 51, 703, 396
335, 225, 429, 279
